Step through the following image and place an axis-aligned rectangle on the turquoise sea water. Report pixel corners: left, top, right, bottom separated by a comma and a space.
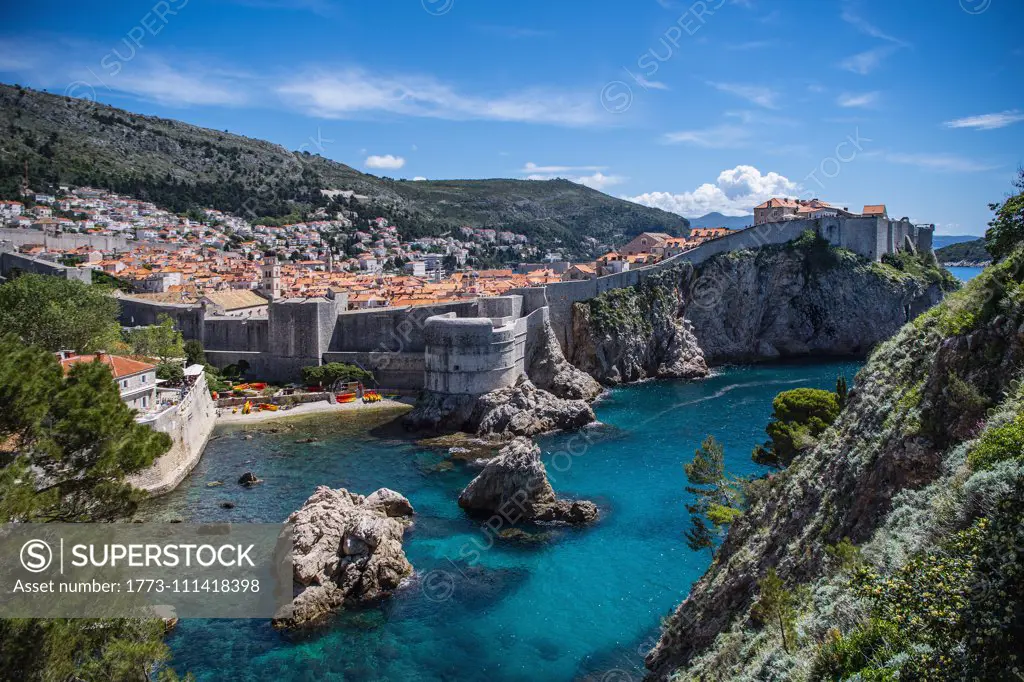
948, 266, 984, 282
153, 360, 861, 681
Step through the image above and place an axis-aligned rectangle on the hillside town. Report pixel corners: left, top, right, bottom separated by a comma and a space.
0, 185, 738, 310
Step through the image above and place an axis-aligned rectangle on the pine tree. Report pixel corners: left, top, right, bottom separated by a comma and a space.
751, 568, 797, 653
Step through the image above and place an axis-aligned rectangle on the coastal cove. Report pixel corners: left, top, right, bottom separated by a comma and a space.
148, 360, 862, 681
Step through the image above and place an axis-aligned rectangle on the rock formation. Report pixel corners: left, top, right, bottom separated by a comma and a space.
526, 316, 604, 400
569, 270, 708, 384
404, 375, 595, 440
458, 437, 599, 524
272, 486, 415, 629
645, 259, 1015, 680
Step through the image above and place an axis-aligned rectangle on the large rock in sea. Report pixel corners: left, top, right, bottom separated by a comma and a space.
272, 486, 415, 629
404, 375, 595, 439
458, 437, 598, 524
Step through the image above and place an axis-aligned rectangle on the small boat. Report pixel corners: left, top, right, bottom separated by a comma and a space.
250, 382, 267, 390
362, 392, 381, 403
234, 383, 250, 391
336, 392, 357, 404
258, 403, 279, 412
241, 400, 253, 415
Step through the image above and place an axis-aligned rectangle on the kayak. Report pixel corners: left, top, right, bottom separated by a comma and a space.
258, 403, 279, 412
336, 392, 357, 403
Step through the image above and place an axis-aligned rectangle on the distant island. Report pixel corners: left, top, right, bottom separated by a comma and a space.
935, 237, 991, 266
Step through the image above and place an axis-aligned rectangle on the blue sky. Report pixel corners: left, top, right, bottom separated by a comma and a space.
1, 0, 1022, 235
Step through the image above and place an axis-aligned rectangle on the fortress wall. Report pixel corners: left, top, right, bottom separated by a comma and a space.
0, 250, 92, 283
322, 351, 426, 390
117, 295, 206, 341
478, 295, 522, 319
423, 316, 524, 395
0, 228, 132, 252
330, 300, 479, 354
202, 315, 267, 352
267, 298, 340, 362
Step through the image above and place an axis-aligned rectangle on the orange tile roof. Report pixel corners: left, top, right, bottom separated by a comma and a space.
60, 353, 156, 378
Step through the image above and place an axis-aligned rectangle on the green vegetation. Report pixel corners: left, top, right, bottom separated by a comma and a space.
302, 362, 374, 388
0, 334, 171, 522
183, 339, 206, 366
0, 84, 687, 258
985, 168, 1024, 261
126, 315, 184, 363
752, 388, 840, 467
683, 436, 744, 552
91, 268, 134, 292
967, 413, 1024, 470
751, 568, 798, 654
935, 237, 991, 263
0, 333, 187, 680
878, 248, 959, 289
835, 375, 849, 409
0, 274, 121, 352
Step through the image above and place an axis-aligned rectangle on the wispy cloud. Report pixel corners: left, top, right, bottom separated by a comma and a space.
521, 162, 625, 190
663, 124, 752, 148
944, 110, 1024, 130
837, 91, 880, 108
277, 69, 607, 126
838, 2, 908, 74
634, 74, 669, 90
839, 45, 898, 75
364, 154, 406, 170
885, 152, 998, 173
708, 81, 779, 109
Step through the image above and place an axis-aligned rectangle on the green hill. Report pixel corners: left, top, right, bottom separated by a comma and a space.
0, 84, 688, 256
935, 237, 991, 264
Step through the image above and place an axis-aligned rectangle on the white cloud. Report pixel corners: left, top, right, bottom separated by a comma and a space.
839, 46, 898, 75
885, 152, 997, 173
708, 81, 779, 109
663, 124, 751, 148
837, 91, 880, 108
521, 163, 625, 191
633, 74, 669, 90
944, 110, 1024, 130
625, 165, 798, 217
364, 154, 406, 169
840, 7, 908, 46
521, 162, 606, 174
277, 69, 606, 127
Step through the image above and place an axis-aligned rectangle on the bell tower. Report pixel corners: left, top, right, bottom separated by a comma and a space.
261, 257, 282, 300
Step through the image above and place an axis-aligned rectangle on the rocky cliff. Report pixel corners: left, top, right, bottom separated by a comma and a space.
645, 252, 1024, 680
571, 234, 957, 379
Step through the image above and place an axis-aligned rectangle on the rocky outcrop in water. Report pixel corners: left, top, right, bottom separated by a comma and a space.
404, 375, 595, 440
458, 437, 599, 524
527, 316, 604, 400
570, 272, 708, 385
645, 258, 1020, 680
272, 486, 415, 629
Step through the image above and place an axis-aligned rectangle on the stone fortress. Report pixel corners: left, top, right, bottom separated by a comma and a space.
105, 215, 934, 394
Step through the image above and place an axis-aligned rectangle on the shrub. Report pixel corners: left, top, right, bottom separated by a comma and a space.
302, 362, 374, 388
967, 413, 1024, 470
753, 388, 840, 467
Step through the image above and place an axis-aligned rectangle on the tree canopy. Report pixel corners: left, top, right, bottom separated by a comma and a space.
985, 168, 1024, 262
126, 315, 184, 363
302, 362, 374, 388
752, 388, 840, 468
0, 274, 121, 353
0, 334, 171, 522
683, 436, 744, 552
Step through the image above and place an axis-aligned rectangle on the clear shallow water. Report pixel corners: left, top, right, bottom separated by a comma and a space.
153, 360, 862, 681
948, 266, 984, 282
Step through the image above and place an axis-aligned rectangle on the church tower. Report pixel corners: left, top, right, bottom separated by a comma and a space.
261, 257, 282, 300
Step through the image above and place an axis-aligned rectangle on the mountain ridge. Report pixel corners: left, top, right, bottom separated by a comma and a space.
0, 83, 688, 257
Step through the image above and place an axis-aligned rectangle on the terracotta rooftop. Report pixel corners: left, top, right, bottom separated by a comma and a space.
60, 353, 156, 378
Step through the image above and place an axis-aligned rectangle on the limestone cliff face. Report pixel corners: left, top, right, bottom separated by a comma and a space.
683, 242, 952, 362
645, 256, 1024, 680
569, 270, 709, 385
527, 315, 604, 400
570, 239, 955, 379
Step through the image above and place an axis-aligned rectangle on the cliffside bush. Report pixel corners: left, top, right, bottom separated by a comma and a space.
967, 413, 1024, 470
302, 362, 374, 388
985, 168, 1024, 261
752, 388, 840, 467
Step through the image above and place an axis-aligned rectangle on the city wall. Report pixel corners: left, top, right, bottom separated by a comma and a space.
112, 217, 933, 389
0, 250, 92, 284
